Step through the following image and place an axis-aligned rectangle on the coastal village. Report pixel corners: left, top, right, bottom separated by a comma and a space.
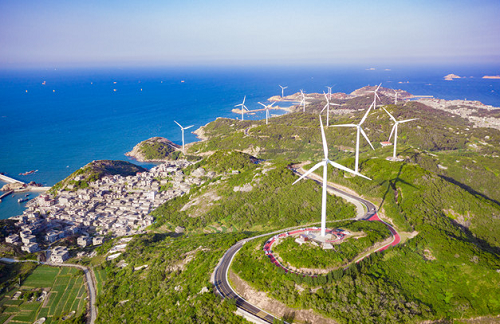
3, 160, 216, 263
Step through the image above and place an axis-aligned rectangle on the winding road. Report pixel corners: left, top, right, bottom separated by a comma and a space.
213, 167, 400, 324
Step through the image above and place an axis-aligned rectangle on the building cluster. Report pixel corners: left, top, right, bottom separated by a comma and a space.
417, 98, 500, 130
4, 160, 214, 261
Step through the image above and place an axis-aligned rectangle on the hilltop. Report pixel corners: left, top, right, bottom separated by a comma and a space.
125, 136, 181, 162
50, 160, 147, 193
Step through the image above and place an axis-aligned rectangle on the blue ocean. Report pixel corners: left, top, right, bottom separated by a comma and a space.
1, 65, 499, 219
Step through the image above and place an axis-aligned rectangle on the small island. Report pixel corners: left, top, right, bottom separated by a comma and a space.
483, 75, 500, 79
444, 73, 461, 81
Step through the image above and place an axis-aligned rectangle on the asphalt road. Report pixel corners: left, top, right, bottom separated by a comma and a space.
212, 167, 383, 323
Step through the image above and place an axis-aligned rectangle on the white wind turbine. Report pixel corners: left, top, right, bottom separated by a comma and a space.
383, 108, 418, 160
369, 83, 382, 109
299, 89, 306, 112
392, 89, 398, 104
293, 117, 370, 237
326, 86, 334, 99
332, 103, 375, 173
174, 121, 194, 155
320, 92, 340, 127
279, 85, 288, 98
258, 101, 276, 125
235, 96, 249, 121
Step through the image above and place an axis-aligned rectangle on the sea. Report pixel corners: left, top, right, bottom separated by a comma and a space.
1, 64, 500, 219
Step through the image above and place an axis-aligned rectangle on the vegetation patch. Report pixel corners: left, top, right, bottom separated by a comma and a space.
273, 220, 390, 270
50, 160, 147, 194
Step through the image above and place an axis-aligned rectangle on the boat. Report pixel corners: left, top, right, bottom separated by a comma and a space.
18, 198, 29, 203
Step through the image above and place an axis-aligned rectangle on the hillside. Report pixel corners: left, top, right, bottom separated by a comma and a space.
32, 86, 500, 323
125, 136, 181, 161
50, 160, 147, 194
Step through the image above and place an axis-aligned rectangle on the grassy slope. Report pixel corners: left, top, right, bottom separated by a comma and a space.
96, 99, 500, 323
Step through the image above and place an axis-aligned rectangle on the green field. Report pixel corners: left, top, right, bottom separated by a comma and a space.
93, 268, 107, 296
0, 265, 87, 324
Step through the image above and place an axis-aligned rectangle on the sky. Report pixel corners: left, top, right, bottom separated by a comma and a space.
0, 0, 499, 68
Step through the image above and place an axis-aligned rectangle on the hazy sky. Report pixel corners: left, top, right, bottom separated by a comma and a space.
1, 0, 499, 67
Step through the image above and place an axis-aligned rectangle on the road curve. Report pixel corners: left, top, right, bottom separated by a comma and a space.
213, 167, 399, 323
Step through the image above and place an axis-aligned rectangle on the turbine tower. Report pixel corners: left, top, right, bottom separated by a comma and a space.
174, 121, 194, 155
258, 101, 276, 125
293, 117, 370, 237
383, 108, 418, 160
320, 92, 340, 127
235, 96, 249, 121
332, 103, 375, 173
279, 85, 288, 98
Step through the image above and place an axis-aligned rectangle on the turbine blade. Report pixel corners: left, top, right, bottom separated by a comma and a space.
328, 160, 371, 180
332, 124, 357, 128
383, 108, 397, 122
269, 102, 276, 107
360, 127, 374, 150
184, 125, 194, 129
320, 104, 328, 114
319, 117, 328, 159
174, 121, 182, 128
258, 102, 266, 108
376, 83, 382, 91
292, 162, 323, 185
242, 95, 246, 104
399, 118, 418, 123
388, 124, 396, 141
360, 103, 374, 125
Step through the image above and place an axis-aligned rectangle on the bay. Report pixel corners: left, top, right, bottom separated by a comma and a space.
1, 64, 499, 218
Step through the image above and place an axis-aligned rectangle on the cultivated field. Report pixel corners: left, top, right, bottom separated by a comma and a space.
0, 265, 87, 324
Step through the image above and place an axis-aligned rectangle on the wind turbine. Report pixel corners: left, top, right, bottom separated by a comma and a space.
383, 108, 418, 160
293, 117, 370, 237
332, 103, 375, 173
369, 83, 382, 109
299, 90, 306, 112
235, 96, 249, 121
320, 92, 340, 127
258, 101, 276, 125
279, 85, 288, 98
174, 121, 194, 155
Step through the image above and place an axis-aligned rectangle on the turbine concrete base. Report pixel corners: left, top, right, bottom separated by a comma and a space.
386, 156, 404, 162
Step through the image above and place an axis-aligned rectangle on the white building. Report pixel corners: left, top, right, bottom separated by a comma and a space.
50, 246, 69, 263
21, 242, 39, 253
77, 236, 90, 248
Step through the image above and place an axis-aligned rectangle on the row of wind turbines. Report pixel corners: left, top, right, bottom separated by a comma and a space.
291, 84, 417, 238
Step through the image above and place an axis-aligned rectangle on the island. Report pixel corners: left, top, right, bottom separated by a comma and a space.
444, 73, 461, 80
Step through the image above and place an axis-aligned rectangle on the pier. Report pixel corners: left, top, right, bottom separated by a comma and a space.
0, 173, 24, 184
0, 190, 14, 200
0, 173, 51, 193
